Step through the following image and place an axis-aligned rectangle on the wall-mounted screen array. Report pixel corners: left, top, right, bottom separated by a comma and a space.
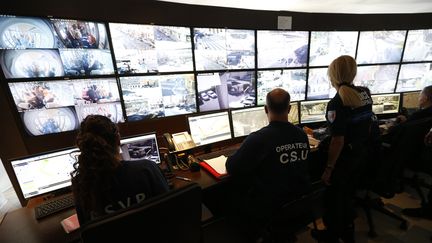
2, 13, 432, 137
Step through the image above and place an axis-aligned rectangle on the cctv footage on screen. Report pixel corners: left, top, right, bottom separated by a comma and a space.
120, 136, 160, 163
257, 69, 306, 104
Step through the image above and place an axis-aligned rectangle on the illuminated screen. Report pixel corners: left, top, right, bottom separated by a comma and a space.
257, 69, 306, 105
300, 100, 329, 123
402, 91, 420, 110
353, 65, 399, 94
120, 74, 196, 121
0, 15, 114, 78
188, 111, 232, 146
231, 107, 268, 137
109, 23, 193, 73
194, 28, 255, 71
10, 148, 79, 199
8, 78, 123, 136
307, 68, 336, 100
309, 31, 358, 66
403, 29, 432, 62
197, 71, 255, 112
257, 31, 309, 68
372, 94, 400, 114
396, 63, 432, 92
356, 30, 406, 64
289, 102, 300, 125
120, 133, 161, 164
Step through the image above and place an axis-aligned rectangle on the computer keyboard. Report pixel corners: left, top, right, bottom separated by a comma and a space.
34, 194, 75, 220
198, 147, 238, 161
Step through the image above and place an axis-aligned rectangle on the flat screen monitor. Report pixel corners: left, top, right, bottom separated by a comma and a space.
356, 30, 406, 64
257, 69, 306, 105
109, 22, 193, 73
194, 28, 255, 71
306, 68, 336, 100
120, 133, 161, 164
300, 100, 329, 124
402, 91, 421, 115
403, 29, 432, 62
188, 111, 232, 146
353, 64, 399, 94
289, 102, 300, 125
372, 94, 400, 114
231, 107, 268, 137
396, 63, 432, 92
309, 31, 358, 66
10, 147, 80, 200
257, 31, 309, 69
120, 74, 196, 121
0, 15, 114, 79
8, 78, 124, 136
197, 71, 255, 112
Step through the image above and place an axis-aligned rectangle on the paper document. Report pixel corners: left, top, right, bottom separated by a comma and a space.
204, 155, 227, 175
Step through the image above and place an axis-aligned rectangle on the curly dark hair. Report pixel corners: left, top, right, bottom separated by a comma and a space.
71, 115, 121, 215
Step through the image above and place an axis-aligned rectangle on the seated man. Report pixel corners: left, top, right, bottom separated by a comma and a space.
225, 88, 312, 241
398, 85, 432, 123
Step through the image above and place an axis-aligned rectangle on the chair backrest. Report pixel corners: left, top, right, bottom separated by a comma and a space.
80, 183, 202, 243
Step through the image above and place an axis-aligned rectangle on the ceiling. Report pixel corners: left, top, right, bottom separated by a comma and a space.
158, 0, 432, 14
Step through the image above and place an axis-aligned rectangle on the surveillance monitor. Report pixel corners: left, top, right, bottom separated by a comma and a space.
257, 69, 306, 105
403, 29, 432, 62
356, 30, 406, 64
371, 94, 400, 115
396, 63, 432, 92
307, 68, 336, 100
309, 31, 358, 66
288, 102, 300, 125
257, 31, 309, 69
188, 111, 232, 146
402, 91, 421, 115
120, 74, 196, 121
231, 107, 268, 138
353, 65, 399, 94
120, 133, 161, 164
300, 100, 329, 124
59, 49, 114, 76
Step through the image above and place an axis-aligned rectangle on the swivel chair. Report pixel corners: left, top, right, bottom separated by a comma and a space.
80, 183, 202, 243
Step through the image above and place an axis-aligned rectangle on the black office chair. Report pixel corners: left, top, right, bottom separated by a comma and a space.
80, 183, 202, 243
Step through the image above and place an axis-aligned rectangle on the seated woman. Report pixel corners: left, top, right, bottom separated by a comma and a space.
71, 115, 169, 224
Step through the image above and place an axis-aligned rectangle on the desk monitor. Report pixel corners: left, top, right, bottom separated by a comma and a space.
289, 102, 300, 125
300, 100, 329, 124
372, 94, 400, 115
9, 147, 79, 205
231, 107, 268, 137
120, 133, 161, 164
188, 111, 232, 146
402, 91, 421, 115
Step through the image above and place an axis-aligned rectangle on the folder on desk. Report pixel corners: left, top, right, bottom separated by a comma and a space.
199, 155, 228, 179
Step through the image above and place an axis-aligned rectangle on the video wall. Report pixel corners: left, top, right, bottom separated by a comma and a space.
1, 14, 431, 136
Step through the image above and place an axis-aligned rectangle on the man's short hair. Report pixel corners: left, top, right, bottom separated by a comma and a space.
266, 88, 291, 115
423, 85, 432, 102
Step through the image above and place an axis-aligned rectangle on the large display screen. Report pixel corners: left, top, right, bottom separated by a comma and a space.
188, 111, 232, 146
300, 100, 328, 123
109, 23, 193, 74
309, 31, 358, 66
403, 29, 432, 62
307, 68, 336, 100
194, 28, 255, 71
396, 63, 432, 92
8, 78, 123, 136
0, 15, 114, 79
120, 74, 196, 121
372, 94, 400, 114
356, 30, 406, 64
257, 31, 309, 69
257, 69, 306, 105
197, 71, 255, 112
353, 65, 399, 94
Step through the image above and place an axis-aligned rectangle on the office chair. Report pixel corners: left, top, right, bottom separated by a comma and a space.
80, 183, 202, 243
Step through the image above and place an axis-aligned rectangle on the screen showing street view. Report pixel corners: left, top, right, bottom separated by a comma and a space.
188, 111, 232, 146
289, 102, 300, 125
120, 134, 161, 164
309, 31, 358, 66
307, 68, 336, 100
109, 23, 193, 74
372, 94, 400, 114
120, 74, 196, 121
300, 100, 328, 123
403, 29, 432, 62
257, 69, 306, 105
194, 28, 255, 71
353, 65, 399, 94
396, 63, 432, 92
197, 71, 255, 112
257, 31, 308, 69
356, 30, 406, 64
402, 91, 421, 111
231, 107, 268, 137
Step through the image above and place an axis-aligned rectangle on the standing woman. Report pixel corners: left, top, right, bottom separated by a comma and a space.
71, 115, 169, 224
314, 55, 374, 243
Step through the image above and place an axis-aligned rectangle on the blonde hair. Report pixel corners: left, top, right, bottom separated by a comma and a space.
328, 55, 363, 108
